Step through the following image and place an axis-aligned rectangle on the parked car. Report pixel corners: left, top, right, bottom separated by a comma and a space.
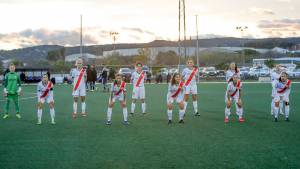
157, 68, 169, 79
203, 67, 218, 76
142, 66, 151, 73
198, 67, 205, 76
217, 70, 226, 76
159, 68, 169, 76
289, 69, 300, 77
239, 67, 250, 78
119, 68, 132, 82
168, 68, 178, 75
142, 66, 152, 83
249, 68, 270, 77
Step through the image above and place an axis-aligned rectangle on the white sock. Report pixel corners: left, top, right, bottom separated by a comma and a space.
123, 108, 128, 122
225, 107, 231, 118
82, 102, 86, 113
107, 108, 112, 121
73, 102, 78, 113
274, 107, 279, 118
237, 107, 243, 119
179, 109, 185, 120
50, 108, 55, 120
167, 109, 172, 120
193, 101, 198, 113
285, 105, 290, 118
271, 100, 275, 115
37, 109, 42, 120
184, 102, 187, 112
142, 103, 146, 113
235, 103, 243, 118
131, 103, 135, 114
279, 101, 283, 113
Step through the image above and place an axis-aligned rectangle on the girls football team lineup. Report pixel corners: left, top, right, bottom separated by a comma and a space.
2, 58, 292, 125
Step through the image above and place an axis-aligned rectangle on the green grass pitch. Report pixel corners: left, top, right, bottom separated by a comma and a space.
0, 83, 299, 169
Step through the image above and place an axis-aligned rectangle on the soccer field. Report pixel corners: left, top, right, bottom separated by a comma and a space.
0, 83, 299, 169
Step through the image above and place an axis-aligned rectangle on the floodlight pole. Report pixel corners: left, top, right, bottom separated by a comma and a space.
80, 15, 83, 58
195, 15, 199, 83
178, 0, 187, 70
110, 32, 119, 52
236, 26, 248, 66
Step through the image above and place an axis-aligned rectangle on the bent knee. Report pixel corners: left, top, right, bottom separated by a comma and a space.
167, 104, 173, 110
109, 103, 114, 107
49, 102, 55, 108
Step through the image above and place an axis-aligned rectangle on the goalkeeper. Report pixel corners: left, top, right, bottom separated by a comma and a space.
3, 63, 22, 119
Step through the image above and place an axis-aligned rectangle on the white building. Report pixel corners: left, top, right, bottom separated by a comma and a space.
65, 53, 103, 62
272, 47, 289, 54
103, 46, 270, 59
253, 57, 300, 66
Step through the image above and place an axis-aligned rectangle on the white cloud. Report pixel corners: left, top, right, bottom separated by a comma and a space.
258, 19, 300, 37
0, 27, 159, 50
250, 7, 275, 15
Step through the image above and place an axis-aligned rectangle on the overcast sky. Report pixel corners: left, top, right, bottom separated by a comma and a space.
0, 0, 299, 50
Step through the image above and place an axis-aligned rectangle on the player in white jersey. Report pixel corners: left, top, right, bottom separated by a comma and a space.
182, 59, 200, 116
273, 72, 292, 122
131, 62, 147, 115
224, 74, 245, 123
36, 74, 55, 125
166, 73, 185, 124
225, 62, 240, 83
270, 65, 283, 116
106, 74, 129, 125
71, 58, 87, 118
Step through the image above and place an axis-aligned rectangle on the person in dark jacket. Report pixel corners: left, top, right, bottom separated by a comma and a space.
20, 72, 26, 83
101, 66, 109, 92
86, 65, 91, 91
89, 65, 97, 91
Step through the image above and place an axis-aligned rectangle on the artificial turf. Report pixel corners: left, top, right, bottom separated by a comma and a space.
0, 83, 299, 169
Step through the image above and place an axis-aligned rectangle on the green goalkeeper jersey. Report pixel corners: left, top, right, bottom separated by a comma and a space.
4, 72, 21, 95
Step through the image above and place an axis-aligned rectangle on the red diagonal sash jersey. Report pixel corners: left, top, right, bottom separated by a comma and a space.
185, 67, 198, 86
73, 68, 85, 91
277, 80, 291, 94
135, 71, 145, 87
171, 81, 184, 98
115, 81, 126, 96
40, 82, 53, 99
230, 80, 241, 97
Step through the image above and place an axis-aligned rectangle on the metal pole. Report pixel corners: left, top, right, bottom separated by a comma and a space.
196, 15, 199, 82
178, 0, 181, 70
80, 15, 83, 58
183, 0, 187, 59
236, 26, 248, 66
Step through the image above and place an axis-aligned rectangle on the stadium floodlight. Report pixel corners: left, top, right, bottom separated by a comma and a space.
236, 26, 248, 66
110, 32, 119, 51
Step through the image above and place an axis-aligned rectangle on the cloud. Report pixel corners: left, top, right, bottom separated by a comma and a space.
250, 7, 275, 15
0, 28, 98, 49
122, 27, 156, 36
258, 19, 300, 37
0, 27, 159, 50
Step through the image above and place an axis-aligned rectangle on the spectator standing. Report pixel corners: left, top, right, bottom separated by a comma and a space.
89, 64, 97, 91
101, 66, 109, 92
